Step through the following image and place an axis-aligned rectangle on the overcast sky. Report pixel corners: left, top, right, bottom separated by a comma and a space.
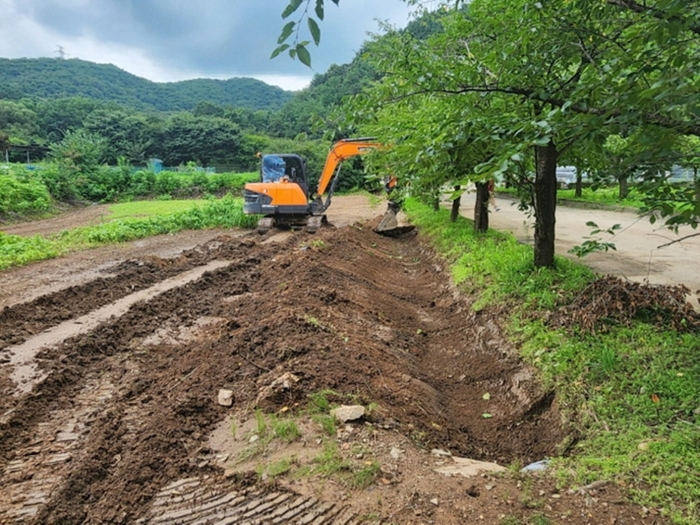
0, 0, 414, 91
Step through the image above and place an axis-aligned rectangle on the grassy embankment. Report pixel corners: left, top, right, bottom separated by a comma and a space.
404, 198, 700, 525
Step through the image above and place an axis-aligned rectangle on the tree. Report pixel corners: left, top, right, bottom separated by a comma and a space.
0, 131, 9, 162
45, 130, 108, 201
83, 109, 158, 164
0, 100, 39, 142
35, 97, 109, 143
160, 114, 243, 166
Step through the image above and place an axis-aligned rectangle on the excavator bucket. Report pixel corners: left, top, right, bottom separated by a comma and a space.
373, 205, 415, 237
375, 208, 399, 233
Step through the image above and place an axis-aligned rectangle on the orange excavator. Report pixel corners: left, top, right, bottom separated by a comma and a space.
243, 138, 400, 234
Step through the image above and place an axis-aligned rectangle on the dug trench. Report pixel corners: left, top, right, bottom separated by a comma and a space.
0, 223, 657, 524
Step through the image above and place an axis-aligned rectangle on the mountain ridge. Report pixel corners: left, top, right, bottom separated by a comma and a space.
0, 57, 293, 111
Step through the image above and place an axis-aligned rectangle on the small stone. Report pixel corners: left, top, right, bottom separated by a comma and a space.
255, 372, 300, 409
217, 389, 234, 407
431, 448, 452, 457
551, 494, 561, 499
430, 498, 439, 506
330, 405, 365, 423
249, 434, 259, 443
390, 447, 402, 460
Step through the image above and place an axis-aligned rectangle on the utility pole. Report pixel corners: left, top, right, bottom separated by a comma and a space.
56, 45, 66, 59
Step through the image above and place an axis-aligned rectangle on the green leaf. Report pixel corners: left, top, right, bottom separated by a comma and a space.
296, 43, 312, 67
281, 0, 304, 19
278, 21, 295, 44
315, 0, 325, 20
482, 392, 491, 401
308, 17, 321, 46
270, 44, 290, 60
482, 413, 493, 419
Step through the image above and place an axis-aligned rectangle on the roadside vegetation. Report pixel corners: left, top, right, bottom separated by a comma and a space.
405, 198, 700, 524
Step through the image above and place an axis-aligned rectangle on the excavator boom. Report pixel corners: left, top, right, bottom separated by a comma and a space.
315, 138, 381, 197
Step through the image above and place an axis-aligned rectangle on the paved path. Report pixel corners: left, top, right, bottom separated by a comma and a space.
460, 192, 700, 307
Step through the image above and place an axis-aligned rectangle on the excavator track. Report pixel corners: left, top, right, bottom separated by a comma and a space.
256, 217, 275, 234
256, 215, 328, 234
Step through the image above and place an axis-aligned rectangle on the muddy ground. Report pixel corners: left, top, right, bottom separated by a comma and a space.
0, 197, 664, 524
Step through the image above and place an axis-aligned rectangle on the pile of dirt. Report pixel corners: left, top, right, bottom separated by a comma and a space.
0, 222, 659, 524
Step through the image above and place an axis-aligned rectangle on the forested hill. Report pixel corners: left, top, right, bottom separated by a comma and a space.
0, 58, 293, 111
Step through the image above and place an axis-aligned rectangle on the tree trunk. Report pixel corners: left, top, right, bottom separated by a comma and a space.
619, 175, 629, 199
694, 167, 699, 206
450, 185, 461, 222
432, 188, 440, 211
474, 181, 489, 233
575, 170, 582, 198
533, 141, 558, 268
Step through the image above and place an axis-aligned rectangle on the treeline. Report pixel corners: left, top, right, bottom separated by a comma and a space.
1, 97, 275, 168
0, 59, 292, 112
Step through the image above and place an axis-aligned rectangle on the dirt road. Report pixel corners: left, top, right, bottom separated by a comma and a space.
464, 192, 700, 306
0, 196, 662, 524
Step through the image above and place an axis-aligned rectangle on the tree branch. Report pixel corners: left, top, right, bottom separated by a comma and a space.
607, 0, 700, 36
657, 231, 700, 249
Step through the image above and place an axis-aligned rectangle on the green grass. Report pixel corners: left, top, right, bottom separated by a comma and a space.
0, 196, 257, 271
404, 198, 594, 311
405, 198, 700, 524
107, 199, 203, 219
557, 187, 645, 208
498, 185, 645, 209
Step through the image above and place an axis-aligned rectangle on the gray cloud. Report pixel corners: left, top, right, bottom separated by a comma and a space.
0, 0, 412, 88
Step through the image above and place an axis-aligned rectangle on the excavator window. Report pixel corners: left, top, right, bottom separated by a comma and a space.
262, 155, 285, 182
283, 156, 304, 183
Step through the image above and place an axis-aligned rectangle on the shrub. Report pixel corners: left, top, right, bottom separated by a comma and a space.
0, 175, 52, 214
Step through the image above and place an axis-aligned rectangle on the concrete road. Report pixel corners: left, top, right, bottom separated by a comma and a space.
459, 192, 700, 307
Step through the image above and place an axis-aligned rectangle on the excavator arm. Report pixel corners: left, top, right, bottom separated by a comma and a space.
316, 138, 380, 197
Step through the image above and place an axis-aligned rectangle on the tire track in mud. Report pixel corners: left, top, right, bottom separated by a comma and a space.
0, 236, 240, 351
137, 477, 367, 525
0, 372, 118, 522
4, 260, 234, 397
